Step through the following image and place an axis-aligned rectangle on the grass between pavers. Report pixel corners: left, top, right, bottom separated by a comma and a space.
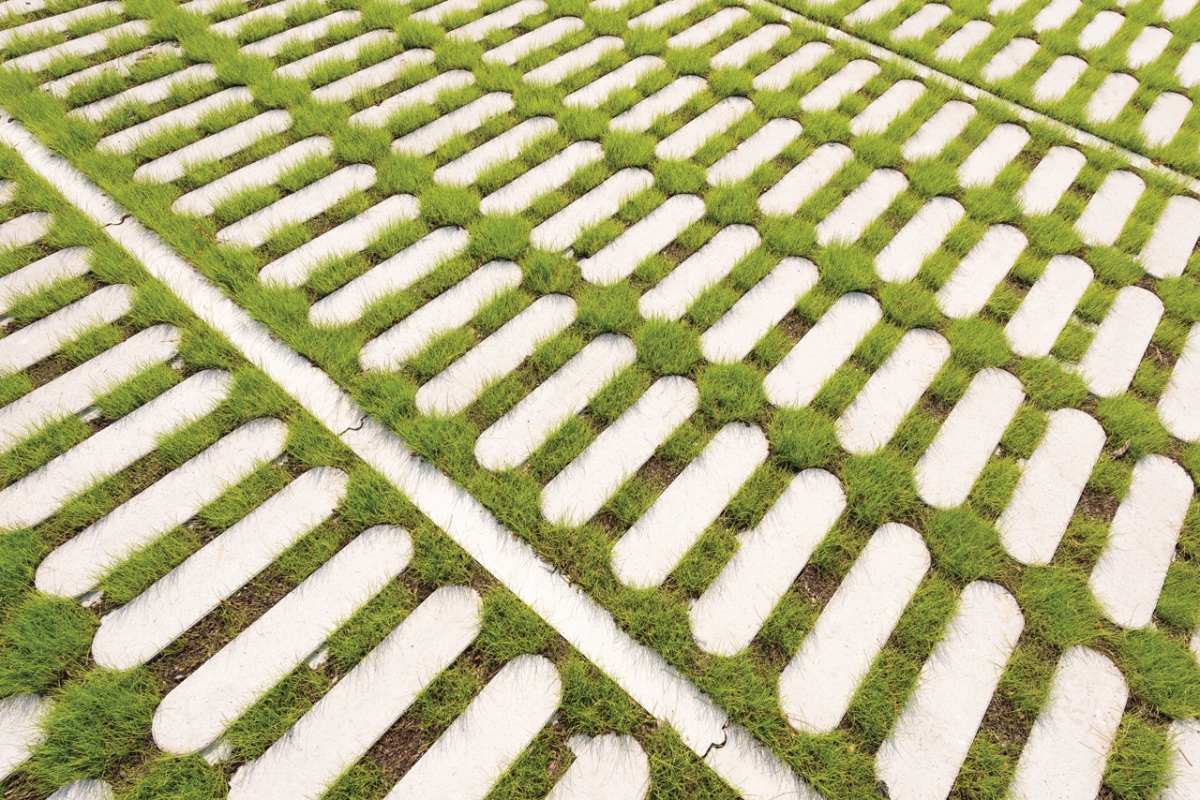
1, 0, 1200, 797
771, 0, 1200, 178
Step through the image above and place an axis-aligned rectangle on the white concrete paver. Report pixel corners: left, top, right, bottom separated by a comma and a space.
39, 41, 175, 95
1127, 25, 1171, 68
360, 260, 523, 370
134, 111, 293, 184
707, 118, 802, 186
934, 20, 991, 62
752, 41, 832, 91
936, 224, 1026, 318
476, 334, 637, 470
711, 23, 788, 69
836, 328, 950, 454
1074, 169, 1143, 246
228, 586, 481, 800
239, 10, 361, 57
385, 655, 561, 800
564, 56, 663, 107
612, 423, 767, 589
0, 211, 51, 251
764, 292, 881, 408
0, 694, 49, 781
92, 468, 350, 669
801, 59, 880, 112
480, 141, 603, 215
1008, 647, 1126, 799
701, 258, 818, 363
875, 197, 963, 283
849, 80, 924, 136
349, 70, 475, 127
1016, 146, 1085, 215
640, 225, 760, 320
97, 87, 255, 154
259, 193, 420, 287
45, 780, 111, 800
1004, 254, 1092, 358
0, 370, 231, 530
275, 30, 397, 79
916, 368, 1024, 509
392, 93, 514, 155
310, 226, 470, 327
779, 523, 928, 732
449, 0, 545, 42
691, 469, 845, 657
0, 323, 178, 455
217, 164, 377, 249
525, 36, 623, 85
1140, 195, 1200, 279
415, 294, 576, 415
36, 417, 287, 598
1141, 92, 1191, 147
667, 7, 748, 49
628, 0, 703, 28
892, 4, 950, 40
655, 97, 753, 161
1086, 72, 1138, 123
957, 123, 1028, 187
1164, 719, 1200, 800
0, 246, 90, 315
0, 283, 132, 375
484, 16, 583, 65
612, 76, 706, 133
547, 734, 650, 800
435, 117, 558, 186
541, 377, 698, 527
1079, 10, 1125, 50
1160, 322, 1200, 442
1089, 455, 1192, 629
1077, 285, 1163, 397
579, 194, 705, 285
982, 37, 1038, 81
173, 137, 334, 216
816, 168, 907, 246
152, 527, 413, 754
759, 142, 852, 215
312, 49, 435, 102
876, 582, 1025, 800
1032, 56, 1086, 102
1032, 0, 1080, 31
532, 168, 654, 251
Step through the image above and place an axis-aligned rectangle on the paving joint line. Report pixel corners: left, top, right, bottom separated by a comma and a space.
748, 0, 1200, 196
0, 109, 821, 800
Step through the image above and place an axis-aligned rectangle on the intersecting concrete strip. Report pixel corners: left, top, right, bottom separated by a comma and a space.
0, 693, 49, 781
1089, 455, 1193, 629
1007, 647, 1126, 799
384, 654, 560, 800
779, 523, 928, 733
0, 109, 823, 800
876, 581, 1024, 800
997, 408, 1105, 565
153, 526, 412, 754
1159, 322, 1200, 442
612, 422, 767, 589
548, 734, 651, 800
227, 586, 481, 800
0, 283, 132, 375
764, 291, 881, 409
92, 467, 350, 669
0, 370, 232, 530
701, 257, 818, 364
0, 323, 178, 455
691, 469, 845, 657
475, 333, 637, 470
415, 293, 576, 415
1004, 254, 1092, 358
36, 417, 287, 599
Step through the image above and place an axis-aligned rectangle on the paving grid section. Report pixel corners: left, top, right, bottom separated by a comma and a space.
0, 0, 1199, 797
